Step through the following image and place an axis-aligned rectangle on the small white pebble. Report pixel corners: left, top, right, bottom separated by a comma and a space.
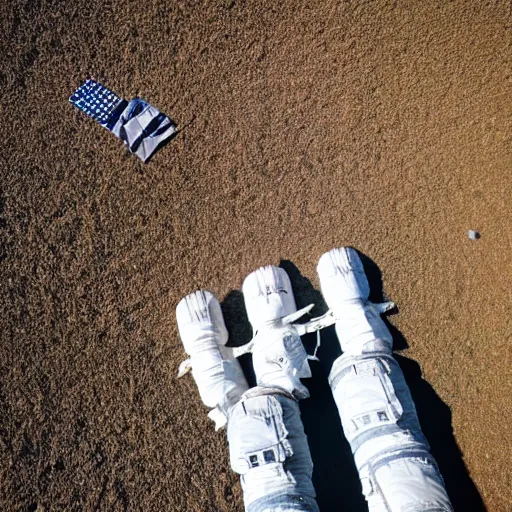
468, 230, 480, 240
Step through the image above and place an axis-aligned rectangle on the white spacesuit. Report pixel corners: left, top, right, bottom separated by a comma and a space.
176, 247, 453, 512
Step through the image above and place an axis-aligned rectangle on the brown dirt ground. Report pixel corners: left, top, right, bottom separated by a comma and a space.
1, 0, 511, 510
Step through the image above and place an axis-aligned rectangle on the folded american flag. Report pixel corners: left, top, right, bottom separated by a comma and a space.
70, 79, 177, 163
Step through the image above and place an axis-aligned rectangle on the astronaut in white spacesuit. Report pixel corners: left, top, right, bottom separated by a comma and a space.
176, 247, 453, 512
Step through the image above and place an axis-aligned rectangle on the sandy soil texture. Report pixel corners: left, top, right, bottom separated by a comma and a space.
1, 0, 511, 510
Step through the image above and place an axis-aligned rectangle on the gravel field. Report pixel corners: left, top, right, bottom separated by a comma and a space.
1, 1, 511, 510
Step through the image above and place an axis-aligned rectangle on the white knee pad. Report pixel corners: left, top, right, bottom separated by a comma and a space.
227, 388, 318, 512
329, 353, 424, 463
176, 290, 249, 429
242, 266, 313, 399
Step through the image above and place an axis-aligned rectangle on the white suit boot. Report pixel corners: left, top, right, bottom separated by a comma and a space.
176, 290, 249, 429
242, 265, 313, 399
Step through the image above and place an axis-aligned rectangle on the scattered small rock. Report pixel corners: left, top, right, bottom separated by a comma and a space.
468, 230, 481, 240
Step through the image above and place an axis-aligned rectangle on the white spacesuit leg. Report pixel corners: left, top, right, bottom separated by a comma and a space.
317, 248, 453, 512
225, 266, 319, 512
